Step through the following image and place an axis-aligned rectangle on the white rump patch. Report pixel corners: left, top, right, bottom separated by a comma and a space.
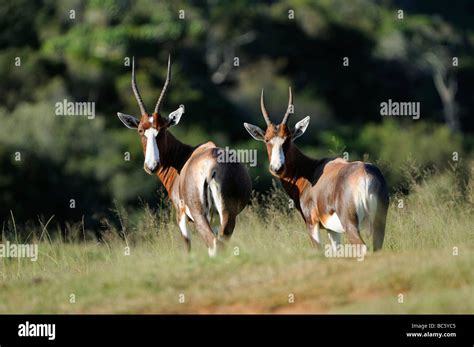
209, 179, 224, 225
269, 137, 285, 172
355, 176, 378, 230
144, 128, 159, 171
322, 213, 345, 233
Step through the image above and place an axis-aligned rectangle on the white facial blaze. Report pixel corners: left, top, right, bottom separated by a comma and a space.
144, 128, 159, 171
270, 137, 285, 172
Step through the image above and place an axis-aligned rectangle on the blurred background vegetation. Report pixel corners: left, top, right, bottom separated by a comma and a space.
0, 0, 473, 236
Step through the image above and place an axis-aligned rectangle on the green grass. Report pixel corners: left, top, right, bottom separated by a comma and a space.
0, 168, 473, 313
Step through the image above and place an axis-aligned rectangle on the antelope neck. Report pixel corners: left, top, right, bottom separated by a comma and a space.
278, 144, 323, 209
155, 130, 194, 195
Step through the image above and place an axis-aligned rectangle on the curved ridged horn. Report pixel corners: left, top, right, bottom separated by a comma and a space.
260, 89, 271, 125
154, 54, 172, 115
131, 57, 147, 116
281, 87, 293, 125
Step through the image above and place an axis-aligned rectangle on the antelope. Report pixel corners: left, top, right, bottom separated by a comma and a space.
244, 88, 389, 253
117, 56, 252, 256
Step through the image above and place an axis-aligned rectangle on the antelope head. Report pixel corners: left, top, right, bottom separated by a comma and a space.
244, 88, 310, 176
117, 55, 184, 174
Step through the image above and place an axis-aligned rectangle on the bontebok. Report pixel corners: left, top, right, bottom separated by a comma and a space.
244, 88, 389, 252
117, 56, 252, 256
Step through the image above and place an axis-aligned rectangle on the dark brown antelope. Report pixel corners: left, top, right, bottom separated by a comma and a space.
117, 56, 252, 256
244, 88, 389, 253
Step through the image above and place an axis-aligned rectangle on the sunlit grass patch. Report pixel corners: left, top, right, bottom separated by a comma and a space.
0, 166, 472, 313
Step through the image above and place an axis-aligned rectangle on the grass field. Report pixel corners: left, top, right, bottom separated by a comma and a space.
0, 168, 473, 314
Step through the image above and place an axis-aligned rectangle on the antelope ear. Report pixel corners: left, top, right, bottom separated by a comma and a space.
117, 112, 140, 129
244, 123, 265, 141
167, 105, 185, 127
292, 116, 310, 141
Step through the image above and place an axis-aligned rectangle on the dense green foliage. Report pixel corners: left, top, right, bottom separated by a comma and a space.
0, 0, 472, 234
